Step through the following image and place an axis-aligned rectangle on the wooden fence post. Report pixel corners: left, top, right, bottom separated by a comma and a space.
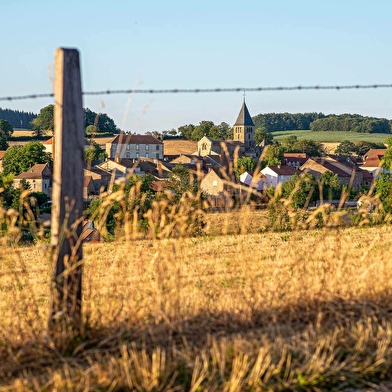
49, 48, 84, 342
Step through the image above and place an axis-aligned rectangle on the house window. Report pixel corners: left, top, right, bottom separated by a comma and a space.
145, 145, 149, 151
156, 145, 160, 150
145, 153, 149, 158
126, 144, 130, 150
136, 152, 139, 158
126, 152, 130, 158
156, 153, 159, 159
212, 180, 218, 187
136, 144, 139, 150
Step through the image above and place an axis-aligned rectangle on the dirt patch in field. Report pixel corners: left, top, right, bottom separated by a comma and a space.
322, 142, 340, 154
12, 130, 35, 137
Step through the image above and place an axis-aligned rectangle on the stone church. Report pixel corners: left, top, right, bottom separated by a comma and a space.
195, 99, 257, 157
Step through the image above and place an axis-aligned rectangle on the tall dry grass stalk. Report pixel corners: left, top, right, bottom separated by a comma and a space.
1, 179, 392, 390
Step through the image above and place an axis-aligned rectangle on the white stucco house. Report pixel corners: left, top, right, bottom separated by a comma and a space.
260, 165, 300, 188
239, 171, 266, 191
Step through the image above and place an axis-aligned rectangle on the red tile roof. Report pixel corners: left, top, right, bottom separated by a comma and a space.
268, 165, 300, 175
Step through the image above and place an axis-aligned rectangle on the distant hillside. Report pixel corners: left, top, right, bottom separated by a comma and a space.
0, 108, 37, 129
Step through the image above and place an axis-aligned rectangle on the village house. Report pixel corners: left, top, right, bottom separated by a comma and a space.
106, 133, 164, 160
84, 165, 112, 193
168, 153, 228, 175
283, 153, 310, 169
169, 154, 204, 172
98, 158, 173, 181
360, 149, 387, 177
323, 155, 368, 191
83, 176, 99, 199
12, 163, 52, 197
239, 171, 266, 191
261, 165, 300, 188
41, 137, 54, 155
301, 157, 350, 180
300, 157, 371, 192
41, 137, 91, 157
200, 168, 240, 208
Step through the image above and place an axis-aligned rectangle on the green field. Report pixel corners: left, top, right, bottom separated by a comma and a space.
272, 129, 390, 144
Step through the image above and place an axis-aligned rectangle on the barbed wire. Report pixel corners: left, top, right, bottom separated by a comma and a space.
1, 83, 392, 102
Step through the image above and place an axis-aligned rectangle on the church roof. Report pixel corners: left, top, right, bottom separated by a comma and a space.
234, 101, 255, 127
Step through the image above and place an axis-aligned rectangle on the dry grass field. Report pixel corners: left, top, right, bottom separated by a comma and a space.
1, 202, 392, 390
12, 130, 36, 137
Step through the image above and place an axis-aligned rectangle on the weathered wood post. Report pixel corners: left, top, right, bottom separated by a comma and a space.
49, 48, 84, 343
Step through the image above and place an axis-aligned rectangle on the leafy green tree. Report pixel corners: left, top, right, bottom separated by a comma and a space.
291, 139, 325, 156
191, 121, 215, 141
319, 171, 342, 201
165, 164, 199, 201
281, 135, 298, 151
84, 108, 119, 134
218, 122, 233, 139
335, 140, 358, 155
2, 142, 52, 175
354, 140, 385, 156
84, 141, 107, 162
375, 137, 392, 211
255, 127, 274, 145
85, 125, 97, 136
281, 173, 317, 209
235, 157, 256, 175
177, 124, 195, 139
0, 119, 14, 138
0, 173, 14, 188
85, 174, 156, 236
0, 119, 13, 149
209, 125, 223, 140
262, 143, 284, 167
0, 134, 8, 150
31, 104, 54, 136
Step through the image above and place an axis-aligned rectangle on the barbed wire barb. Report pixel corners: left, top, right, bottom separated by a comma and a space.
1, 84, 392, 102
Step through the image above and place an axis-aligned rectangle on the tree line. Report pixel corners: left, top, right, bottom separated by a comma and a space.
253, 112, 392, 134
0, 106, 120, 138
0, 108, 36, 129
159, 112, 392, 144
253, 112, 325, 132
310, 114, 391, 133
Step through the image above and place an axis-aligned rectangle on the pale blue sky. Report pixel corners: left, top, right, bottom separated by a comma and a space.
2, 0, 392, 133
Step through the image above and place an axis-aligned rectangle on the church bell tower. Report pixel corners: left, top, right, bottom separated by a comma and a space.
233, 96, 255, 149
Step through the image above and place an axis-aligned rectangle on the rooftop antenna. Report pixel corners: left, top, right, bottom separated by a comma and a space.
243, 90, 246, 102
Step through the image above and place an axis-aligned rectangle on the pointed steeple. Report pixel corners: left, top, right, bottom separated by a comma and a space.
233, 96, 255, 149
234, 100, 255, 127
